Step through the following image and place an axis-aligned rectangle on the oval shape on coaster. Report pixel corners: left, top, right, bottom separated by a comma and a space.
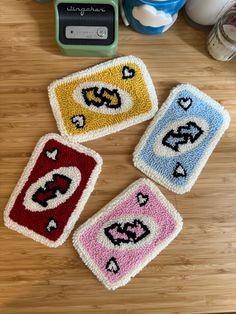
23, 167, 81, 212
153, 117, 209, 157
72, 81, 133, 115
97, 214, 159, 250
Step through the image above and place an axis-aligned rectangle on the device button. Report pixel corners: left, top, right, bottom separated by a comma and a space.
97, 28, 107, 38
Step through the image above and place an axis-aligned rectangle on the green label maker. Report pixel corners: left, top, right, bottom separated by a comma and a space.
54, 0, 119, 57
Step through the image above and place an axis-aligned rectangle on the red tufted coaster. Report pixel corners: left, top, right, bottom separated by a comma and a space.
4, 133, 102, 247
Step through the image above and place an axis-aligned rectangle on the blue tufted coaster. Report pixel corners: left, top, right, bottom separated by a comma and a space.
133, 84, 230, 194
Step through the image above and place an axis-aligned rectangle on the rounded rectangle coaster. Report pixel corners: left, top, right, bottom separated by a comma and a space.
73, 178, 183, 290
4, 133, 103, 248
48, 55, 158, 142
133, 84, 230, 194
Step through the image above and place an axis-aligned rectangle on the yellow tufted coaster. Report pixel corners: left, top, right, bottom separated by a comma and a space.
48, 56, 158, 142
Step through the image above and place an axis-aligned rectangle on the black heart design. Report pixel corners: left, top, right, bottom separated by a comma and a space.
45, 217, 58, 233
71, 114, 86, 129
45, 148, 58, 161
137, 192, 149, 206
173, 162, 187, 178
106, 257, 120, 274
122, 66, 135, 80
177, 97, 192, 111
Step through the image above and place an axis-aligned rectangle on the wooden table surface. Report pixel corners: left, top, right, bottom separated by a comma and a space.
1, 1, 236, 313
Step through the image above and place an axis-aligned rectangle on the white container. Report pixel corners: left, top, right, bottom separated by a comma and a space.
185, 0, 236, 26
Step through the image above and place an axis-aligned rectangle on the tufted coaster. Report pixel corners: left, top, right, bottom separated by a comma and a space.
133, 84, 230, 194
4, 133, 102, 248
48, 55, 158, 142
73, 178, 183, 290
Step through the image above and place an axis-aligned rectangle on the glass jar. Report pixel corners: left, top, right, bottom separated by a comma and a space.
207, 7, 236, 61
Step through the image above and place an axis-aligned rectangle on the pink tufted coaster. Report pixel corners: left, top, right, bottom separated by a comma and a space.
73, 178, 183, 290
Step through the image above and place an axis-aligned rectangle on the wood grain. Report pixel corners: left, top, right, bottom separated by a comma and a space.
0, 1, 236, 313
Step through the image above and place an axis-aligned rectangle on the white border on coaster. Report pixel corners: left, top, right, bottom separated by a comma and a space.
4, 133, 103, 248
48, 55, 158, 142
133, 84, 231, 194
73, 178, 183, 290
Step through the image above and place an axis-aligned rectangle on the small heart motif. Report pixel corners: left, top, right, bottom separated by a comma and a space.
71, 114, 86, 129
122, 66, 135, 80
173, 162, 187, 178
178, 97, 192, 111
106, 257, 120, 274
137, 192, 149, 207
45, 148, 58, 161
46, 218, 58, 232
